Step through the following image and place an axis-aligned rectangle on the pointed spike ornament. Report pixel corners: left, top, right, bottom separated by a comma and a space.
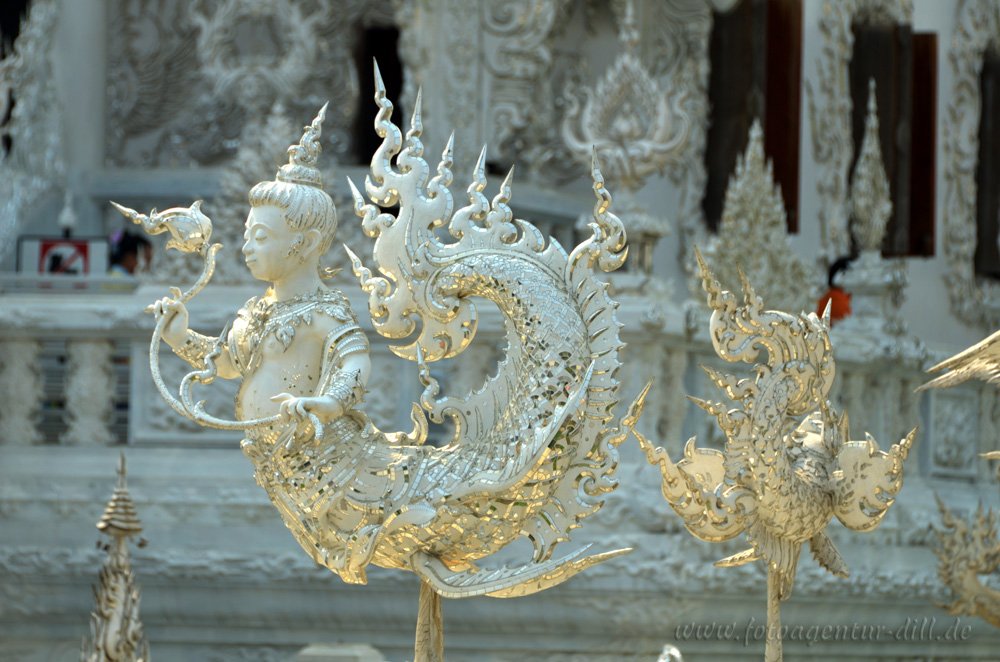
80, 455, 150, 662
277, 103, 328, 188
849, 78, 892, 253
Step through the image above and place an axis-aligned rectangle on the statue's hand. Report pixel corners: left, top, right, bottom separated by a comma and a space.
271, 393, 344, 424
152, 295, 190, 348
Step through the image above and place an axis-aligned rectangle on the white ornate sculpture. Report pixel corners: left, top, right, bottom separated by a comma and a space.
562, 0, 692, 274
849, 79, 891, 254
80, 456, 150, 662
118, 67, 640, 661
699, 119, 818, 315
625, 249, 916, 662
836, 78, 909, 338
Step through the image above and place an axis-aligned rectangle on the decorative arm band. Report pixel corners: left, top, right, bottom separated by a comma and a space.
325, 369, 366, 413
172, 331, 217, 369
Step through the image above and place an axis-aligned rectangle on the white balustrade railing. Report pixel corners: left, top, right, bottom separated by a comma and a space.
0, 285, 995, 492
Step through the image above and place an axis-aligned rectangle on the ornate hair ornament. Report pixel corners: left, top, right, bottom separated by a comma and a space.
276, 102, 328, 188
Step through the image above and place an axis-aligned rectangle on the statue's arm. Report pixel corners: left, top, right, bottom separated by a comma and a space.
273, 323, 372, 424
152, 296, 240, 379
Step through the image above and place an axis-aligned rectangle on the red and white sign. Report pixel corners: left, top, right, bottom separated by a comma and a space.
18, 237, 110, 275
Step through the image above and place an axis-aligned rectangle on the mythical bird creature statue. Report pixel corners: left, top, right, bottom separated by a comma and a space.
623, 249, 916, 662
116, 65, 635, 661
932, 497, 1000, 629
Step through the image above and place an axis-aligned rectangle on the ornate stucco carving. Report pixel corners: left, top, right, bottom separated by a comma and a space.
699, 119, 819, 314
806, 0, 913, 258
942, 0, 1000, 329
644, 0, 715, 257
0, 0, 66, 260
482, 0, 573, 164
106, 0, 393, 168
562, 0, 696, 275
930, 392, 979, 477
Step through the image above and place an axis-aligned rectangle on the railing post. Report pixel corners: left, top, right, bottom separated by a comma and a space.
61, 339, 116, 445
0, 339, 44, 444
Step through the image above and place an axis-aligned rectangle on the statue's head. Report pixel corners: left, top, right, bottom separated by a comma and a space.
248, 104, 338, 257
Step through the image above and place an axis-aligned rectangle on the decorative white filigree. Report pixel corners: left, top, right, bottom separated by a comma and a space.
562, 0, 692, 271
699, 119, 819, 315
482, 0, 572, 164
941, 0, 1000, 329
930, 393, 979, 476
0, 0, 66, 260
645, 0, 716, 264
807, 0, 913, 258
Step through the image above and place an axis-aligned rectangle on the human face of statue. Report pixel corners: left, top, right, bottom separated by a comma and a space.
242, 205, 299, 283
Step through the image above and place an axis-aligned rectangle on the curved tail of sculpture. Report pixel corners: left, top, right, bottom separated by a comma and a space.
346, 63, 630, 567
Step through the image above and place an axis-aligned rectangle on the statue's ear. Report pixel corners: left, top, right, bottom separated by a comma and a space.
304, 228, 324, 255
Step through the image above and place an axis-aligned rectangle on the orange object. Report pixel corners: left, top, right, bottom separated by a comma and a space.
817, 287, 851, 325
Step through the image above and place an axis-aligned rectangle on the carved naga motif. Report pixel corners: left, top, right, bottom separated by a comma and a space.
625, 249, 916, 662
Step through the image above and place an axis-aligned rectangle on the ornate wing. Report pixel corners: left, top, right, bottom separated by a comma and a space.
918, 329, 1000, 392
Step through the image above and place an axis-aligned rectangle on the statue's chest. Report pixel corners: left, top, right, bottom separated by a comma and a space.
234, 310, 327, 420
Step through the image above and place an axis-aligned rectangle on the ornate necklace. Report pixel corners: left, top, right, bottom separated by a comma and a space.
243, 288, 354, 353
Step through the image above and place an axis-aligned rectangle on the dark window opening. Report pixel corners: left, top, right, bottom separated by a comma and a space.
0, 0, 29, 48
353, 26, 404, 166
975, 48, 1000, 278
0, 0, 30, 160
704, 0, 802, 233
848, 22, 936, 257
